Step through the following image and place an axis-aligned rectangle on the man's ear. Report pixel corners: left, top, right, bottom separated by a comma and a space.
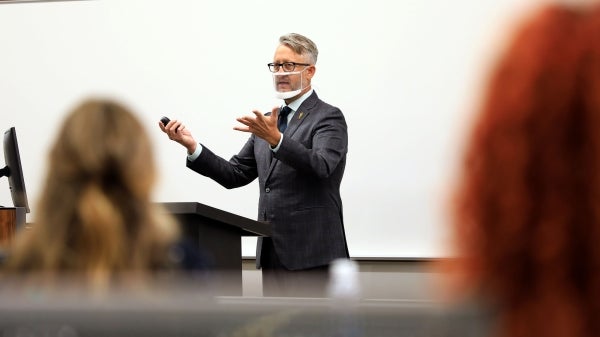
306, 65, 316, 80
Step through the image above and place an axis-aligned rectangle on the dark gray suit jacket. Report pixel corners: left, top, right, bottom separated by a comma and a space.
187, 91, 349, 270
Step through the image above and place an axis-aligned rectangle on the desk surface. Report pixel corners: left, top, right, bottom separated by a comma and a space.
0, 277, 492, 337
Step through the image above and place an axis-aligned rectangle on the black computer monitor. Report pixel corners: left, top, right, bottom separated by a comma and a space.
0, 127, 30, 213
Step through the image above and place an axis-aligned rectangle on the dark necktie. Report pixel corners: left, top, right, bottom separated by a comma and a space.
278, 106, 293, 132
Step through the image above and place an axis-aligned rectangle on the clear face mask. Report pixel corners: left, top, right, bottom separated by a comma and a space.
272, 68, 308, 100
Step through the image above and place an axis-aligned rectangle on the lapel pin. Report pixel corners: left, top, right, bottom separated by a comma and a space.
298, 111, 304, 120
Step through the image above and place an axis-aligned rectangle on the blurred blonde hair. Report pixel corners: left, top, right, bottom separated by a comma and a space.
5, 98, 179, 288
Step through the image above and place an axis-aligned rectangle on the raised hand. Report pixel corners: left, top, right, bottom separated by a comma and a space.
234, 106, 281, 146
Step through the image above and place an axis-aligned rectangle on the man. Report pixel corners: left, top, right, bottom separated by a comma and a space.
159, 33, 349, 296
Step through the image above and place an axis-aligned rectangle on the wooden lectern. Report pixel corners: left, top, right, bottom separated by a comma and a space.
159, 202, 270, 295
0, 207, 26, 247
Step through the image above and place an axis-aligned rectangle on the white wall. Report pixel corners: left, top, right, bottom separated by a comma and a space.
0, 0, 543, 258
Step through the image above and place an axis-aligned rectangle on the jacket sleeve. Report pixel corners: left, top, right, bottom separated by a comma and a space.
186, 135, 259, 189
274, 107, 348, 179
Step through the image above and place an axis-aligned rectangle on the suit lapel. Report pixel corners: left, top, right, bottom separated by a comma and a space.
264, 92, 318, 181
284, 108, 310, 139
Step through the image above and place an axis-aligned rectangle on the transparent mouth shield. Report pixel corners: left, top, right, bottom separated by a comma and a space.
272, 69, 307, 99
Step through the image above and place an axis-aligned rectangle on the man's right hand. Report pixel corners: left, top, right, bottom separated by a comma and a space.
158, 119, 197, 155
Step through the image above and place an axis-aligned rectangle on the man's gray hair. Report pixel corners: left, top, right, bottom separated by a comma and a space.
279, 33, 318, 64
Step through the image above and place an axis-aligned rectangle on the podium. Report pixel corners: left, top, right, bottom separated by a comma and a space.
0, 207, 26, 247
159, 202, 270, 294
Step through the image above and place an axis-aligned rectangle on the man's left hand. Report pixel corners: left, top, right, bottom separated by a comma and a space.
234, 106, 281, 146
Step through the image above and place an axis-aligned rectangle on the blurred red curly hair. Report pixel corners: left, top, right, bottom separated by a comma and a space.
449, 3, 600, 337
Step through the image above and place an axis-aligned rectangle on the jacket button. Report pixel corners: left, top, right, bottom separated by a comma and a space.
265, 187, 271, 193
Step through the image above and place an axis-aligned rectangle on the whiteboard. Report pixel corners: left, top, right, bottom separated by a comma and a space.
0, 0, 542, 258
